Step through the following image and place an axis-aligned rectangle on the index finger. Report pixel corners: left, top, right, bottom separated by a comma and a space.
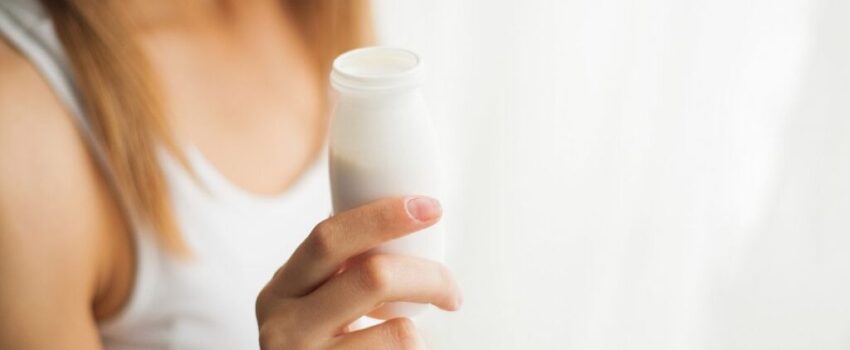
268, 196, 442, 298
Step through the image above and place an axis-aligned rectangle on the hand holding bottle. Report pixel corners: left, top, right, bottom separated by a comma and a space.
256, 196, 461, 349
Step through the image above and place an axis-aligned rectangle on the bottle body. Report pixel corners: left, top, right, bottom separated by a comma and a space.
329, 48, 444, 319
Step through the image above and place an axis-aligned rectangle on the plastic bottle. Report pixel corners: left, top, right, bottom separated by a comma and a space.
329, 47, 445, 319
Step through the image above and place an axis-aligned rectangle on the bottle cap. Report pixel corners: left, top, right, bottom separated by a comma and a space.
331, 47, 423, 92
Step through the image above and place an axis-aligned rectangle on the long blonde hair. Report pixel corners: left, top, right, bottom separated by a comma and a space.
40, 0, 373, 253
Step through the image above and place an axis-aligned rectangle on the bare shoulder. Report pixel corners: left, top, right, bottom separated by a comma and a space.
0, 38, 125, 348
0, 33, 109, 270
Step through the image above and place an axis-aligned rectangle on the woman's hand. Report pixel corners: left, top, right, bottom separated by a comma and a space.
256, 196, 461, 349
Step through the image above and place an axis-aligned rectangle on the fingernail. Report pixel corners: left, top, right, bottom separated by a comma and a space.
405, 197, 442, 222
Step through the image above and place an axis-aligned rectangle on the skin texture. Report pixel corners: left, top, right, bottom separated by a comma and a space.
0, 1, 460, 349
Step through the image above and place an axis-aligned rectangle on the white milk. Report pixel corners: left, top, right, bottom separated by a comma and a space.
329, 47, 445, 319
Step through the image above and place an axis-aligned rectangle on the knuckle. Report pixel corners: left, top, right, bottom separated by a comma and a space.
307, 220, 335, 259
386, 318, 421, 349
358, 255, 394, 293
256, 287, 296, 323
255, 286, 274, 320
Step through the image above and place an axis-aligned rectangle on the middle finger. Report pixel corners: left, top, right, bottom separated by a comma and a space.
300, 254, 461, 333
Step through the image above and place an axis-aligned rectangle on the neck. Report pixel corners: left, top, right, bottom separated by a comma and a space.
122, 0, 284, 32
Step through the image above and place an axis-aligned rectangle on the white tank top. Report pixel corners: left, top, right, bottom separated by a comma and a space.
0, 1, 331, 349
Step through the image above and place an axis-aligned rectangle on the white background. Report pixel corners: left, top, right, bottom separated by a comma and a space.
371, 1, 850, 349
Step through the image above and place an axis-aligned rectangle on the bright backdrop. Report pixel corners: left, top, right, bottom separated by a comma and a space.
371, 1, 850, 349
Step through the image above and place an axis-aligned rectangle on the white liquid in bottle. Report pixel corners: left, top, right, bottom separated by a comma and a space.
329, 47, 444, 319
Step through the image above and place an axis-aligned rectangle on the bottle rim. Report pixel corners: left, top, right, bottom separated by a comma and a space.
331, 47, 423, 92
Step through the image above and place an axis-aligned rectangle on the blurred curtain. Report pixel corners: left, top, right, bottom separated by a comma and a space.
372, 1, 850, 349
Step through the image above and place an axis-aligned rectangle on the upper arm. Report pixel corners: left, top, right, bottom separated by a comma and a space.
0, 37, 125, 349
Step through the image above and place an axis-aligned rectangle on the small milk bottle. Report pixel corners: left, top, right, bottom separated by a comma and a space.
329, 47, 445, 319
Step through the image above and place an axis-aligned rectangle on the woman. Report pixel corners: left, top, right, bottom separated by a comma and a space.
0, 0, 461, 349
